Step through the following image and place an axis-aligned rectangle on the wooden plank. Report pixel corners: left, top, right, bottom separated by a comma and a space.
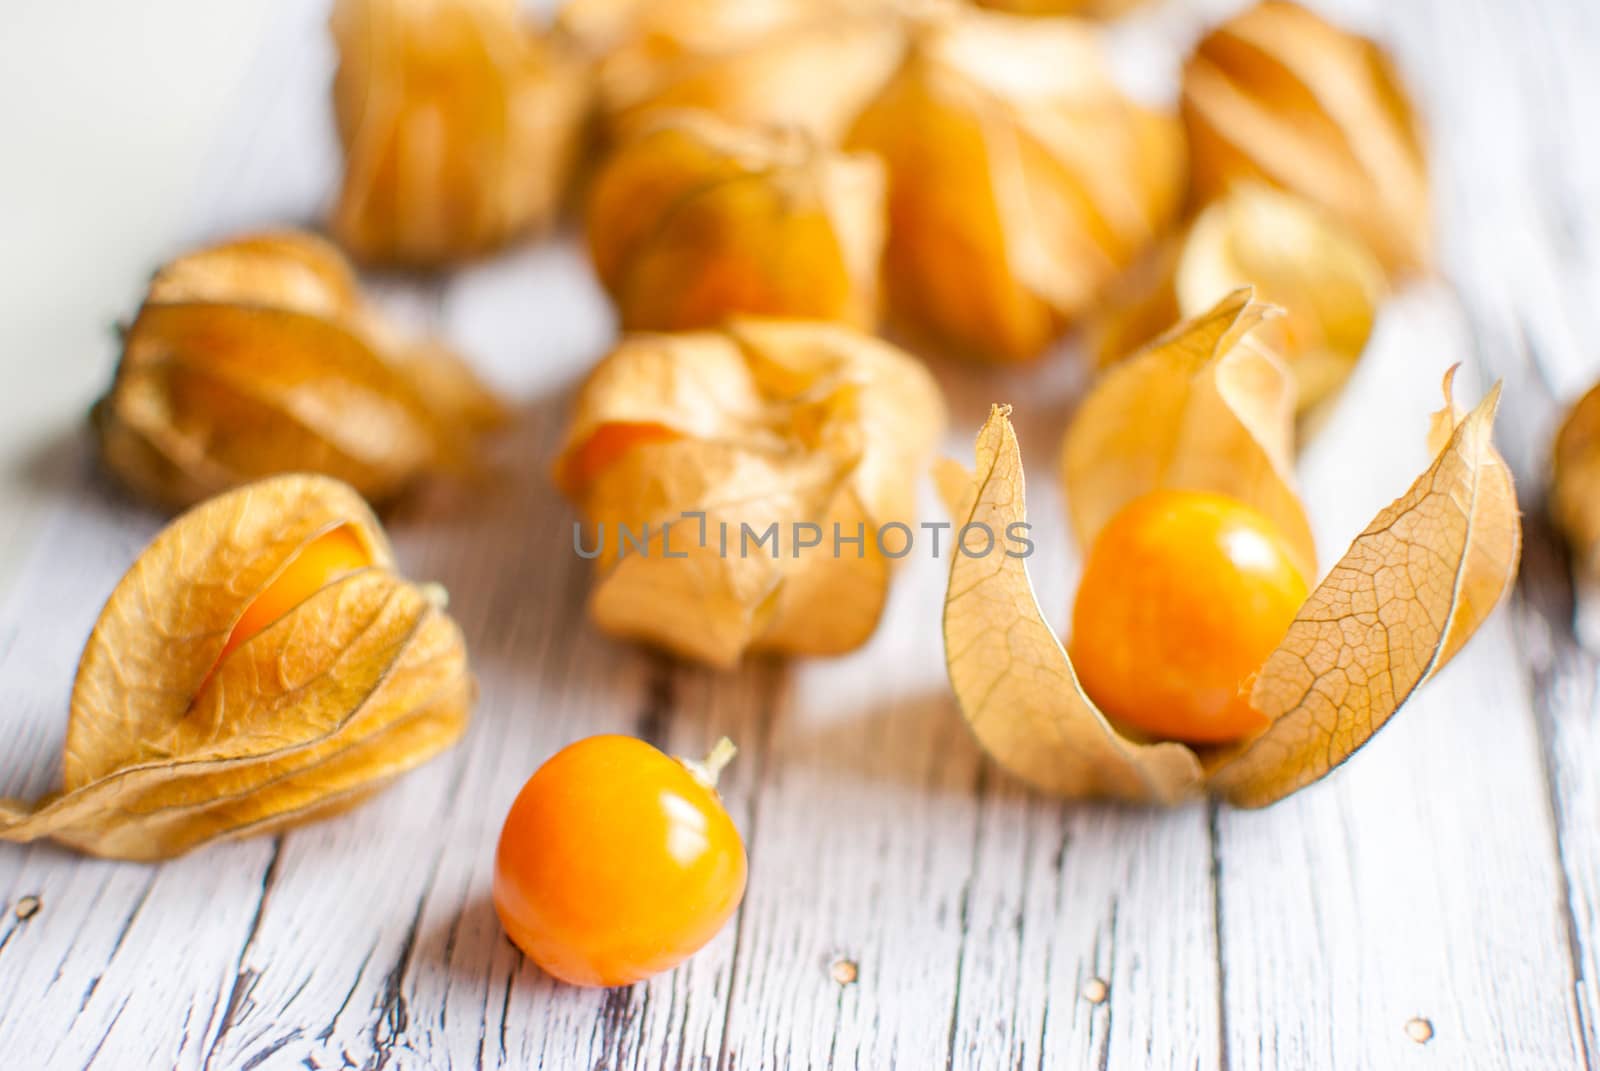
1211, 1, 1595, 1068
709, 523, 982, 1070
197, 257, 762, 1070
1388, 0, 1600, 1065
1520, 516, 1600, 1071
1212, 288, 1585, 1070
4, 0, 1600, 1067
932, 393, 1223, 1071
0, 490, 280, 1069
946, 790, 1220, 1071
0, 1, 278, 594
0, 3, 358, 1068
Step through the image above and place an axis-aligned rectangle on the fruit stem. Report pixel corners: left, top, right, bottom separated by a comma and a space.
681, 737, 738, 791
419, 582, 450, 609
702, 737, 737, 784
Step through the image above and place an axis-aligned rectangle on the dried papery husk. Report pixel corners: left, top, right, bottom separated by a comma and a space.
1063, 289, 1317, 583
1091, 185, 1386, 413
1553, 381, 1600, 585
331, 0, 590, 266
554, 319, 945, 666
142, 232, 506, 433
587, 113, 886, 332
1182, 0, 1430, 276
971, 0, 1146, 16
937, 409, 1204, 803
1083, 240, 1183, 370
1207, 367, 1518, 804
0, 475, 474, 859
941, 312, 1518, 805
95, 231, 506, 511
557, 0, 904, 146
846, 5, 1185, 362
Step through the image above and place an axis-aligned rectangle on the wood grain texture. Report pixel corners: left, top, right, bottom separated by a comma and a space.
2, 0, 1599, 1068
1387, 0, 1600, 1065
1214, 287, 1585, 1070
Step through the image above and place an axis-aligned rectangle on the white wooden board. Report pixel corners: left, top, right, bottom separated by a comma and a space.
1, 0, 1598, 1068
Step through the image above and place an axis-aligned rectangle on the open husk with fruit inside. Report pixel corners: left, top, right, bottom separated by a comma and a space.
0, 475, 474, 859
939, 291, 1519, 806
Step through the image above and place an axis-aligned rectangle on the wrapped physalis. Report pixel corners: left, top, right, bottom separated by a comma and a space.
554, 319, 945, 667
1183, 0, 1430, 276
1553, 381, 1600, 585
95, 231, 505, 510
940, 291, 1518, 805
557, 0, 903, 146
846, 5, 1184, 362
971, 0, 1145, 16
0, 476, 474, 859
1092, 184, 1385, 412
331, 0, 589, 265
587, 113, 886, 332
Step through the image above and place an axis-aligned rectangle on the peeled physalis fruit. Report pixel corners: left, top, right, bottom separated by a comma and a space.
494, 735, 747, 987
938, 299, 1518, 806
847, 5, 1184, 362
557, 0, 903, 146
1182, 0, 1430, 276
587, 113, 885, 332
0, 475, 475, 859
95, 230, 506, 510
1553, 380, 1600, 584
1070, 490, 1308, 744
554, 318, 945, 667
330, 0, 589, 266
1093, 185, 1385, 413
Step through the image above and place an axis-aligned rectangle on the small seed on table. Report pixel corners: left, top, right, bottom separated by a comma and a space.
1081, 977, 1109, 1004
1405, 1017, 1434, 1044
830, 958, 859, 985
14, 895, 40, 920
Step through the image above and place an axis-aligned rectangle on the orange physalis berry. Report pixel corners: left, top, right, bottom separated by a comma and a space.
494, 734, 748, 988
1070, 489, 1308, 744
197, 523, 372, 696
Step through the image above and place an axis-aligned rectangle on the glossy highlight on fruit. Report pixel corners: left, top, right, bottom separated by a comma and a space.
493, 735, 747, 988
1070, 489, 1308, 744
